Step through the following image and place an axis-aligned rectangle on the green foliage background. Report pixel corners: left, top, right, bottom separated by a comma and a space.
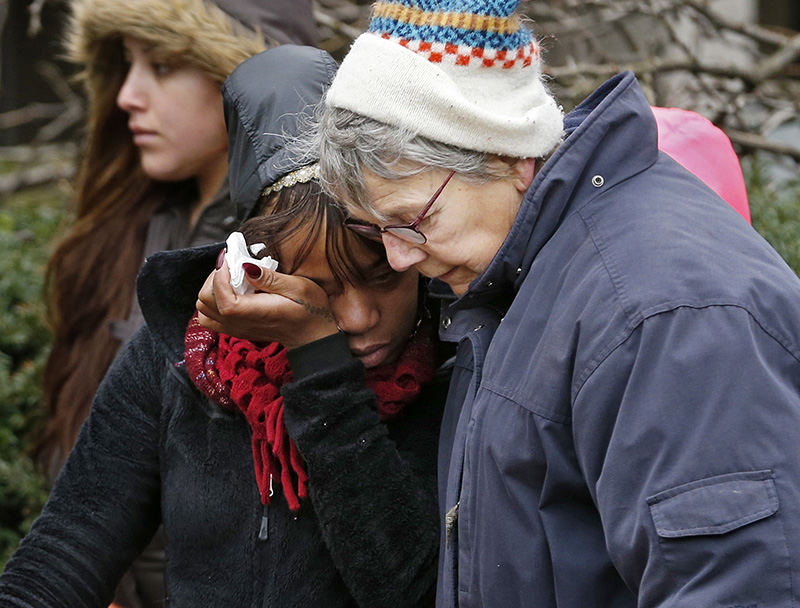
746, 158, 800, 274
0, 175, 69, 566
0, 158, 798, 569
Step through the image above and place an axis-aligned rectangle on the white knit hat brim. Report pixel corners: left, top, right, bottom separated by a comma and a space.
326, 33, 564, 159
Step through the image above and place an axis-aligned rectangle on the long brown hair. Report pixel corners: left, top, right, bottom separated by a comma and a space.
33, 0, 306, 476
32, 38, 193, 474
33, 0, 292, 473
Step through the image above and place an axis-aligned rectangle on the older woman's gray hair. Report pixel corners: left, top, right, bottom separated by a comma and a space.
301, 103, 525, 222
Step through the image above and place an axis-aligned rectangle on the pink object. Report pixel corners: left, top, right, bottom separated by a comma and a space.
653, 106, 750, 223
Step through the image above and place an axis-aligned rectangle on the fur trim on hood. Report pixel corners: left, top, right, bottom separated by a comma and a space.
66, 0, 316, 87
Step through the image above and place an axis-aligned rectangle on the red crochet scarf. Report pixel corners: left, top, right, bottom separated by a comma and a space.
183, 313, 434, 511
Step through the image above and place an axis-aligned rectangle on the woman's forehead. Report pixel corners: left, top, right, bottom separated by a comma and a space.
121, 36, 173, 63
360, 171, 429, 223
121, 36, 156, 54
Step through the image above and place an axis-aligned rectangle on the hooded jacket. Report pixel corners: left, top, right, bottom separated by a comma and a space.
0, 47, 445, 607
435, 71, 800, 607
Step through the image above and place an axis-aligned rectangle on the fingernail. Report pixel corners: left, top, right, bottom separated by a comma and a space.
242, 262, 262, 279
215, 248, 226, 270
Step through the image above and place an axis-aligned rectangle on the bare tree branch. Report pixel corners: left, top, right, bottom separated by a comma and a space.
683, 0, 792, 47
0, 103, 66, 129
313, 6, 363, 41
522, 0, 800, 169
546, 56, 764, 87
726, 129, 800, 162
31, 61, 83, 142
0, 143, 77, 163
756, 32, 800, 80
0, 61, 84, 142
0, 158, 75, 195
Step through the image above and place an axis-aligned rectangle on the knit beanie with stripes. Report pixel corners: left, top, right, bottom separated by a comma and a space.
325, 0, 564, 158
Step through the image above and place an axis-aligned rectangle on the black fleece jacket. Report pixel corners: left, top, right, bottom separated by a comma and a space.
0, 245, 448, 607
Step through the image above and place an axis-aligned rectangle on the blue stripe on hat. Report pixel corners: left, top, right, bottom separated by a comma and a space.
369, 19, 531, 51
395, 0, 520, 18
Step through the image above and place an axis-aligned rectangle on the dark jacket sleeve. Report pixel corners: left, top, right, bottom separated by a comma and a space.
0, 328, 164, 608
573, 305, 800, 607
283, 332, 447, 608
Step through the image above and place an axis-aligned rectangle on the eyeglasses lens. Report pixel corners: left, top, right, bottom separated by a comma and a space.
385, 226, 427, 244
345, 222, 384, 242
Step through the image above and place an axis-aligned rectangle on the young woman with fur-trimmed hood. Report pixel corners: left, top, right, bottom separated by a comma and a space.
32, 0, 316, 606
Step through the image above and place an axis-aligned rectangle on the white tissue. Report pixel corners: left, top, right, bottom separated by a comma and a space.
224, 231, 279, 295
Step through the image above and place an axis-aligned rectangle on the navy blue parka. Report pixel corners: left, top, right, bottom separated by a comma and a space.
436, 71, 800, 607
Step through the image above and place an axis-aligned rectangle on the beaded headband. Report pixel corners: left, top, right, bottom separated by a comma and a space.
261, 163, 320, 197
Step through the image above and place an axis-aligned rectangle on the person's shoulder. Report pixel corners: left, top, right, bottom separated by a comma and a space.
111, 325, 172, 390
580, 156, 797, 317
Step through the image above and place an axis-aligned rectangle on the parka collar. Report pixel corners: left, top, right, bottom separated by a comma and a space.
447, 71, 659, 310
137, 244, 220, 363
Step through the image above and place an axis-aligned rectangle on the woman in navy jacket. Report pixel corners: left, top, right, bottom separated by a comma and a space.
307, 0, 800, 606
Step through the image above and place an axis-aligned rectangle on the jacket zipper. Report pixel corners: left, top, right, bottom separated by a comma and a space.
258, 475, 274, 541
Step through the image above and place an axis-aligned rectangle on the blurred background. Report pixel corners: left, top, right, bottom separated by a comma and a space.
1, 0, 799, 566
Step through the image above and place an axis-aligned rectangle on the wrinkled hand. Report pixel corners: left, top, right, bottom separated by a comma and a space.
196, 258, 339, 350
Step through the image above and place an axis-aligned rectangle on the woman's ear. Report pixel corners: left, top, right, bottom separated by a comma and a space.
510, 158, 536, 192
